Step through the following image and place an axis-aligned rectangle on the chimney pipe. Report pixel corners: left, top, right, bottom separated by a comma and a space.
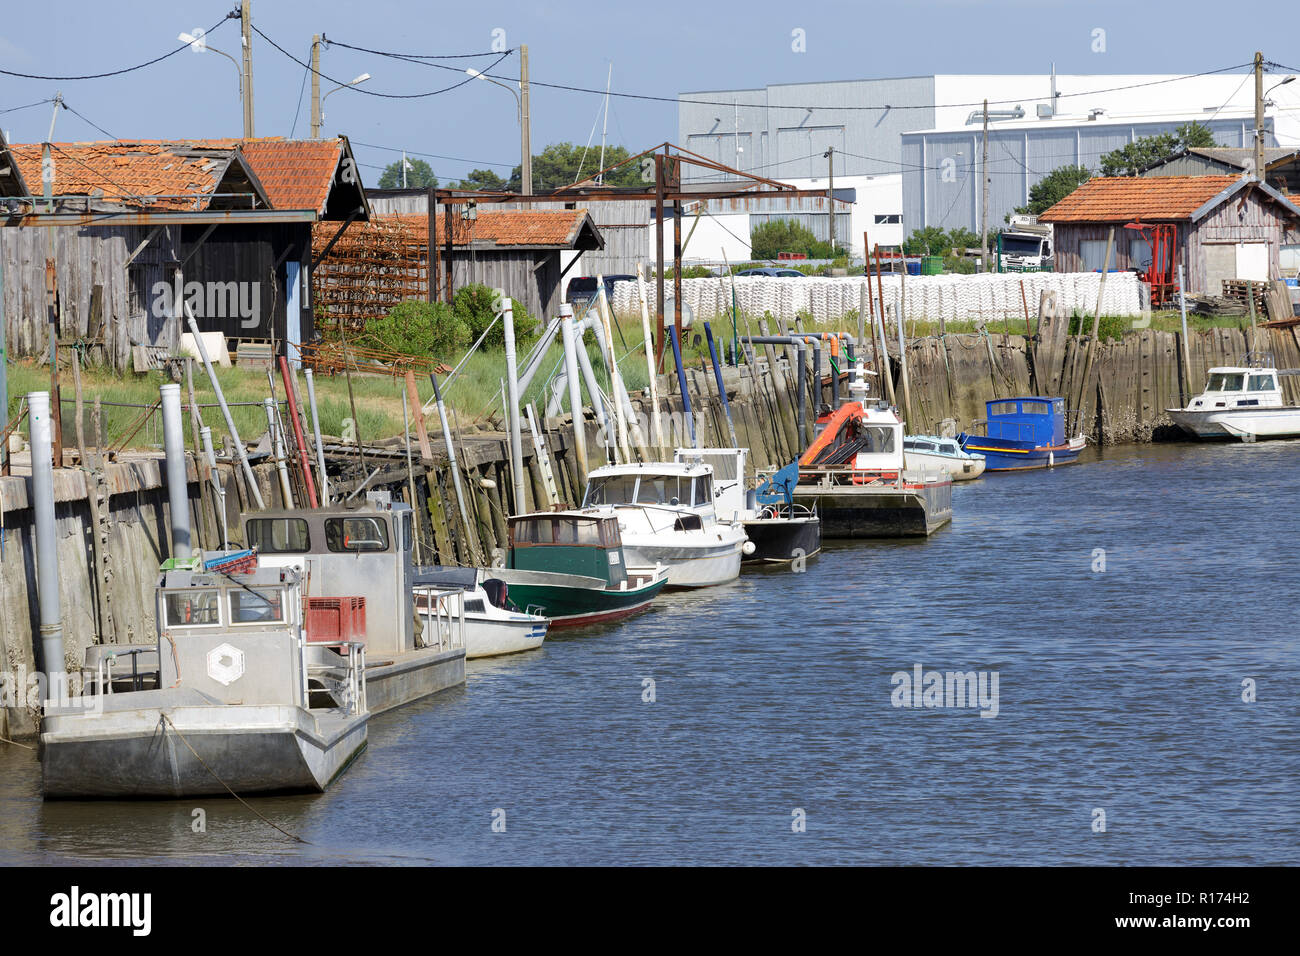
159, 384, 191, 561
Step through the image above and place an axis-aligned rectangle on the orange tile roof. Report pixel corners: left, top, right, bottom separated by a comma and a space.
240, 139, 346, 213
1039, 175, 1243, 223
8, 141, 238, 209
429, 209, 594, 247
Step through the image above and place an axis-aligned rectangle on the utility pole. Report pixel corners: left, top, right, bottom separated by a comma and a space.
1254, 51, 1265, 183
825, 146, 836, 257
520, 44, 532, 195
310, 34, 321, 139
980, 98, 990, 272
240, 0, 255, 138
597, 62, 611, 183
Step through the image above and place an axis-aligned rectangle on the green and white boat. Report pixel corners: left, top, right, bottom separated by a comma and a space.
491, 509, 670, 629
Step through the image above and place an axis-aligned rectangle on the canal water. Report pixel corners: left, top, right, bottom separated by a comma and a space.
2, 442, 1296, 865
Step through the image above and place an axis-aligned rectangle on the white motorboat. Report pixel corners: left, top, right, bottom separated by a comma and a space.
582, 461, 748, 587
1166, 360, 1300, 441
413, 566, 548, 659
904, 435, 986, 480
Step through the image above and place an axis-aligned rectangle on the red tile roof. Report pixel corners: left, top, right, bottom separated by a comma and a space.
372, 210, 597, 247
1039, 175, 1243, 223
6, 136, 353, 214
8, 141, 239, 209
240, 139, 346, 213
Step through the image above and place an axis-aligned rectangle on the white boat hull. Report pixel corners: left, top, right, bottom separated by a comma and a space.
904, 449, 986, 480
463, 615, 547, 659
1167, 406, 1300, 440
621, 538, 744, 588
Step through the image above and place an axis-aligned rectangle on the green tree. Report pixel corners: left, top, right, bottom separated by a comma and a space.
902, 226, 951, 256
452, 283, 537, 347
1098, 121, 1216, 177
749, 219, 847, 259
508, 142, 644, 192
377, 157, 438, 189
452, 168, 509, 191
1012, 164, 1093, 217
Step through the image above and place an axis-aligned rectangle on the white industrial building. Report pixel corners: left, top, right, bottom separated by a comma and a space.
676, 71, 1300, 255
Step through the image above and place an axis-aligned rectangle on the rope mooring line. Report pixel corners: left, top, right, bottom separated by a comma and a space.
161, 714, 312, 845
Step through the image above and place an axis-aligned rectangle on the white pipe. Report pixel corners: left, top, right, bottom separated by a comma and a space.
200, 425, 228, 550
574, 326, 610, 450
264, 398, 294, 508
635, 263, 665, 451
303, 368, 329, 504
186, 308, 264, 509
559, 304, 590, 484
502, 299, 526, 515
28, 391, 66, 691
159, 384, 191, 561
594, 280, 631, 462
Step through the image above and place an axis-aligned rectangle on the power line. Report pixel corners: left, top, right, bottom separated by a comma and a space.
0, 16, 232, 80
288, 43, 313, 138
0, 98, 55, 116
251, 24, 512, 100
320, 38, 512, 61
62, 102, 115, 140
349, 139, 517, 170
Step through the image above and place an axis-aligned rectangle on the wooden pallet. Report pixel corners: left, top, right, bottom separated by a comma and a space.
1220, 279, 1269, 314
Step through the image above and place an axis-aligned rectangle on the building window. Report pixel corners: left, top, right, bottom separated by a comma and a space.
127, 265, 149, 315
874, 214, 902, 224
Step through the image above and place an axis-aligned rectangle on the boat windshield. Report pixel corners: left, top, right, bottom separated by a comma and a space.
636, 475, 688, 505
862, 425, 897, 454
1206, 373, 1245, 391
1249, 374, 1276, 391
584, 474, 639, 506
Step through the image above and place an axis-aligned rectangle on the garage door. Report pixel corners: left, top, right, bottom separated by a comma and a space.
1235, 242, 1270, 281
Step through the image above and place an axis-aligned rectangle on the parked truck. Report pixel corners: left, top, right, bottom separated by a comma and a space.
997, 215, 1054, 272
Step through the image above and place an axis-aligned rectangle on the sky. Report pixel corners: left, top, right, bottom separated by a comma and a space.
2, 0, 1298, 187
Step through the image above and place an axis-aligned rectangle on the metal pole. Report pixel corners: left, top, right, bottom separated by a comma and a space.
635, 264, 666, 451
669, 325, 696, 447
1177, 264, 1193, 405
595, 279, 632, 462
186, 307, 263, 509
559, 304, 590, 483
401, 391, 421, 564
502, 298, 526, 514
897, 306, 912, 426
159, 384, 192, 561
703, 322, 739, 447
574, 321, 610, 450
826, 146, 836, 256
980, 99, 990, 272
279, 356, 318, 508
303, 368, 329, 504
1254, 51, 1265, 182
430, 373, 477, 562
654, 152, 665, 370
520, 44, 532, 195
28, 391, 66, 691
796, 344, 807, 442
264, 398, 294, 508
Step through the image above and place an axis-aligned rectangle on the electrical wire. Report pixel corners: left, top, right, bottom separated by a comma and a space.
321, 38, 511, 60
0, 16, 232, 81
349, 139, 516, 170
288, 44, 313, 139
62, 102, 115, 140
251, 24, 512, 100
0, 98, 55, 116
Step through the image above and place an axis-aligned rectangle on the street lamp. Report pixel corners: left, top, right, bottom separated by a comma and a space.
467, 64, 530, 194
320, 73, 370, 127
178, 31, 242, 115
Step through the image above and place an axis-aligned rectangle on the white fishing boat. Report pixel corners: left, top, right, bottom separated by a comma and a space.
582, 461, 749, 587
904, 435, 986, 480
42, 563, 371, 799
1166, 359, 1300, 441
413, 566, 549, 658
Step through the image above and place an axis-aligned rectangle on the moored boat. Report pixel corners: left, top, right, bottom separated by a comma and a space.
958, 397, 1084, 471
582, 461, 748, 587
793, 363, 953, 538
411, 566, 549, 658
492, 509, 669, 628
904, 435, 986, 480
1166, 360, 1300, 441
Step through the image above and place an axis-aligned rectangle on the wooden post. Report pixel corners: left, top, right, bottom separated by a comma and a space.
405, 370, 434, 461
46, 258, 61, 467
654, 151, 666, 371
71, 350, 87, 468
443, 203, 455, 304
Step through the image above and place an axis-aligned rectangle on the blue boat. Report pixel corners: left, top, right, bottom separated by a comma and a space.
958, 397, 1085, 471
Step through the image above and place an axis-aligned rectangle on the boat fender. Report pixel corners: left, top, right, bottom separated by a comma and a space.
742, 540, 756, 556
1048, 451, 1055, 468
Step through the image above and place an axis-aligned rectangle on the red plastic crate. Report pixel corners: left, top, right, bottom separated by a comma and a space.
306, 597, 366, 645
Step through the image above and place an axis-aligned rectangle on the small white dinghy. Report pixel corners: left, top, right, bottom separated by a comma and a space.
904, 435, 986, 480
413, 566, 548, 659
1166, 360, 1300, 441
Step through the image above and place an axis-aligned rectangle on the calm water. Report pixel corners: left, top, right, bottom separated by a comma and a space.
2, 442, 1297, 866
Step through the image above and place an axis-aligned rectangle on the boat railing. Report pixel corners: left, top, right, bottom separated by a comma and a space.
1243, 351, 1275, 370
413, 585, 467, 653
304, 641, 369, 715
87, 647, 159, 696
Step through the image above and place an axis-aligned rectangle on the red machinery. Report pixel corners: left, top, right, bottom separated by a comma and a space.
1124, 221, 1178, 307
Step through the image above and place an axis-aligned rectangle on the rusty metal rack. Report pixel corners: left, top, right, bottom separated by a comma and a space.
296, 340, 450, 379
311, 216, 428, 330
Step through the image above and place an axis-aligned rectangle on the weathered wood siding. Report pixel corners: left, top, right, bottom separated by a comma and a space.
447, 249, 559, 319
1185, 192, 1286, 294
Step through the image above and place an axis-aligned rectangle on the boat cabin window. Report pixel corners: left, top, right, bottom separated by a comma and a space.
673, 514, 703, 532
513, 517, 603, 546
862, 425, 896, 454
1249, 374, 1276, 391
599, 518, 621, 548
990, 401, 1018, 417
324, 516, 390, 553
464, 599, 485, 614
584, 474, 638, 506
637, 475, 687, 505
1207, 373, 1245, 391
909, 439, 936, 452
163, 589, 222, 627
229, 588, 285, 625
691, 474, 713, 506
1021, 400, 1050, 416
245, 517, 310, 554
